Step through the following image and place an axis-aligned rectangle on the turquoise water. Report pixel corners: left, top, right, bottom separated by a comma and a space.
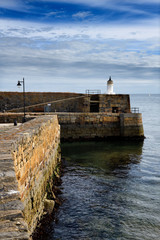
45, 95, 160, 240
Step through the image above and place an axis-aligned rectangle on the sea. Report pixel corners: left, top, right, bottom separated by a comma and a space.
43, 94, 160, 240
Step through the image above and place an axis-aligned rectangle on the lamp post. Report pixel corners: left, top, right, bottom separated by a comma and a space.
17, 78, 26, 122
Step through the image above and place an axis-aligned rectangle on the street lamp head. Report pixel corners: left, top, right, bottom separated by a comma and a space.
17, 81, 22, 88
16, 78, 26, 123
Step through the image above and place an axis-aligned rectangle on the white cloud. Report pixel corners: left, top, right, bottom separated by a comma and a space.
45, 11, 64, 18
0, 18, 159, 42
0, 35, 159, 92
0, 16, 159, 93
72, 11, 92, 19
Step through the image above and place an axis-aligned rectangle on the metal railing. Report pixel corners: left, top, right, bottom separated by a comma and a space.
131, 107, 139, 113
85, 89, 101, 95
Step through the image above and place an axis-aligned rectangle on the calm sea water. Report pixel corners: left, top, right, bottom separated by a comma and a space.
45, 94, 160, 240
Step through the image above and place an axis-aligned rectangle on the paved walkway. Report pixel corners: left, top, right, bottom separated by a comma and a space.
0, 124, 29, 240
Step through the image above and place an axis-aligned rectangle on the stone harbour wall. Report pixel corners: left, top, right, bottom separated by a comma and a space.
0, 92, 84, 113
59, 113, 120, 140
0, 116, 61, 239
56, 112, 144, 140
0, 112, 144, 140
120, 113, 144, 137
0, 92, 131, 114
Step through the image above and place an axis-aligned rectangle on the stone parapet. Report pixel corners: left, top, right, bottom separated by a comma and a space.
0, 116, 60, 239
56, 113, 120, 140
120, 113, 144, 137
56, 112, 144, 140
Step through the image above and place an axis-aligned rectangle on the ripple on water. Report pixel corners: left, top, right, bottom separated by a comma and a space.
48, 160, 160, 240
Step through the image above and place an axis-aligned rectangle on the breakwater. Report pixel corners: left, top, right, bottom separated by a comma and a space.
0, 92, 130, 114
58, 112, 144, 140
0, 116, 60, 239
0, 112, 144, 140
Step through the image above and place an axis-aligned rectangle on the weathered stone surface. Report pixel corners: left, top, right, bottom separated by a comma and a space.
0, 93, 130, 121
0, 92, 84, 115
120, 113, 144, 137
0, 231, 29, 240
56, 112, 144, 140
0, 116, 61, 239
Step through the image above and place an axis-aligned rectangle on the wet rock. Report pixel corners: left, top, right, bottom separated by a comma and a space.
44, 199, 55, 214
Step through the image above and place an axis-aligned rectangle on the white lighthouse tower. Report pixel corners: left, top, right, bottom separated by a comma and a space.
107, 76, 115, 94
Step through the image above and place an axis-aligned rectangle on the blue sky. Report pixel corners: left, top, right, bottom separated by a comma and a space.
0, 0, 159, 93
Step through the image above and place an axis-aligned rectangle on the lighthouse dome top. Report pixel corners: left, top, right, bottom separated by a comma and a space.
107, 76, 113, 84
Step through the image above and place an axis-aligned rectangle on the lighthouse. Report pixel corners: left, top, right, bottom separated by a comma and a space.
107, 76, 115, 94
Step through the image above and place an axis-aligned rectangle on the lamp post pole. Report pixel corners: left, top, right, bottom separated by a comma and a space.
17, 78, 26, 122
22, 78, 26, 122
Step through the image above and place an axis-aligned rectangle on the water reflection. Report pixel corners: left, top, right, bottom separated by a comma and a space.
44, 140, 145, 240
62, 140, 143, 173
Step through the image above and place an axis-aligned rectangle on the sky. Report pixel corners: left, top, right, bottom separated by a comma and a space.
0, 0, 160, 93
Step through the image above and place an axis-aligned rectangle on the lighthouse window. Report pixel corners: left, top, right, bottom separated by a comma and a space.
112, 107, 119, 113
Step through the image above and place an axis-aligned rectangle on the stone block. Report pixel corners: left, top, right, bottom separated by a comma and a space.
44, 199, 55, 214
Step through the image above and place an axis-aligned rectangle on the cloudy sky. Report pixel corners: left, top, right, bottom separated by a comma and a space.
0, 0, 159, 93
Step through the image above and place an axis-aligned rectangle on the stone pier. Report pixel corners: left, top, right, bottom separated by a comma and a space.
57, 112, 144, 140
0, 116, 60, 239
